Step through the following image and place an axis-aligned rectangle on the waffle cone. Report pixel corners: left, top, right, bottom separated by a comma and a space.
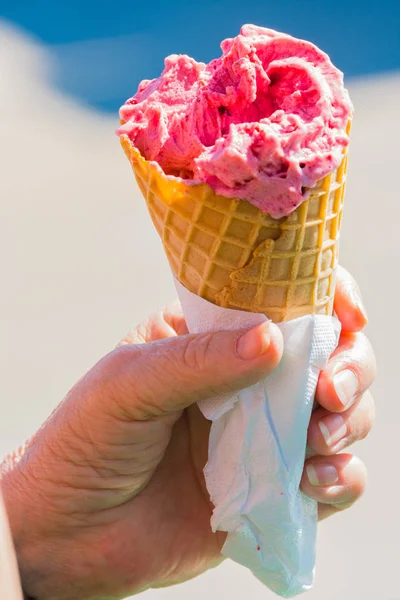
121, 132, 349, 322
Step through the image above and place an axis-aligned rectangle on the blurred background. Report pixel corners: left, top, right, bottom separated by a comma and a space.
1, 1, 399, 599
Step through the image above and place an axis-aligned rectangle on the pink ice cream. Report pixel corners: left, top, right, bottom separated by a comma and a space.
118, 24, 353, 218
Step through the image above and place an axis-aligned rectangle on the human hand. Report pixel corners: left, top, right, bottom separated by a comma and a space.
303, 266, 375, 519
1, 267, 375, 600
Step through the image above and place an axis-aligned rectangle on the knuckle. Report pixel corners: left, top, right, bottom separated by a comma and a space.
356, 332, 376, 371
181, 333, 215, 373
116, 332, 135, 348
108, 343, 167, 419
359, 392, 376, 439
334, 332, 377, 388
340, 392, 375, 445
352, 474, 367, 500
116, 323, 149, 348
356, 331, 376, 363
100, 345, 145, 396
339, 265, 361, 297
117, 331, 137, 347
100, 345, 143, 394
363, 414, 375, 439
349, 456, 368, 495
113, 343, 144, 365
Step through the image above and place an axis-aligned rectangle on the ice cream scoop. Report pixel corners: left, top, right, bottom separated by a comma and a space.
118, 24, 352, 218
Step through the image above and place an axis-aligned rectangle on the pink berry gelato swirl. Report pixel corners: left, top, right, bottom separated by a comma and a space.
118, 24, 353, 218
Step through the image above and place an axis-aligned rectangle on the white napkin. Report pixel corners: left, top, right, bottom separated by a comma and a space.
175, 279, 341, 597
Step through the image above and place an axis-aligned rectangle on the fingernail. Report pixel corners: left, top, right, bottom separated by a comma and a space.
319, 414, 347, 447
333, 369, 359, 408
306, 464, 339, 487
237, 322, 271, 360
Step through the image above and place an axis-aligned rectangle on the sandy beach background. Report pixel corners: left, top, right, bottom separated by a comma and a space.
1, 21, 399, 600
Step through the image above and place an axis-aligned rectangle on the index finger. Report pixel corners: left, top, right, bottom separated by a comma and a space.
118, 300, 188, 347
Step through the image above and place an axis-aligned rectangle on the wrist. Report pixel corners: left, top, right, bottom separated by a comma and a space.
1, 453, 43, 599
1, 453, 144, 600
1, 449, 73, 600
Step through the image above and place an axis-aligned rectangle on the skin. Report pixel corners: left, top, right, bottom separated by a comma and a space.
0, 266, 376, 600
0, 492, 23, 600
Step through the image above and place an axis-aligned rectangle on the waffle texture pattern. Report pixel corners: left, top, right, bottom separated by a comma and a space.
121, 134, 349, 322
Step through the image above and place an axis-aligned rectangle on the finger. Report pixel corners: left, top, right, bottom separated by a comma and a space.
334, 266, 368, 332
162, 300, 189, 336
99, 320, 284, 420
117, 301, 188, 347
300, 454, 367, 520
307, 390, 375, 456
316, 331, 376, 412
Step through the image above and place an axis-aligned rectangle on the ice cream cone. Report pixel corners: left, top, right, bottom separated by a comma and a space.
120, 128, 350, 323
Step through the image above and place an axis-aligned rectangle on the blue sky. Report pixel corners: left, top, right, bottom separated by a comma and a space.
2, 0, 399, 112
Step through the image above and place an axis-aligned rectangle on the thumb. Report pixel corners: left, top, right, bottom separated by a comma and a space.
97, 321, 283, 420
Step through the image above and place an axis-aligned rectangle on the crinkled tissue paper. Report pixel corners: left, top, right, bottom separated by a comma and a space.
175, 279, 341, 597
